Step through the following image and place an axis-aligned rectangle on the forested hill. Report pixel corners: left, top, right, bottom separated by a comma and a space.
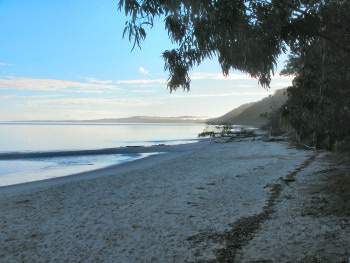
208, 89, 287, 126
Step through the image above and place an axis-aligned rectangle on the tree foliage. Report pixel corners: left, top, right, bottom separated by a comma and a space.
119, 0, 350, 149
280, 1, 350, 149
118, 0, 331, 91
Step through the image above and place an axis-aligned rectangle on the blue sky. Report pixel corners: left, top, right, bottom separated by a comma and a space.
0, 0, 293, 121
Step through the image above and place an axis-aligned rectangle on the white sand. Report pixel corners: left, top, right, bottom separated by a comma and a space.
235, 151, 350, 262
0, 139, 348, 262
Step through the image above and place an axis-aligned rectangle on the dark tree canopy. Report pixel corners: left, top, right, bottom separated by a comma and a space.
118, 0, 345, 91
280, 1, 350, 149
118, 0, 350, 149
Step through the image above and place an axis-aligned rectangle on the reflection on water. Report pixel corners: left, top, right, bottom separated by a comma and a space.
0, 123, 204, 186
0, 123, 205, 153
0, 153, 158, 187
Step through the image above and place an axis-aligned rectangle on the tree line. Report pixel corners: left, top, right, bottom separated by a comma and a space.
118, 0, 350, 150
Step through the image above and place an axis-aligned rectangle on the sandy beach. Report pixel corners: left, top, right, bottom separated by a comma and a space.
0, 138, 349, 262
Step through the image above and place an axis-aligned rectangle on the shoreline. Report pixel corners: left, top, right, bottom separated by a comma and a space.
0, 139, 200, 159
1, 138, 349, 262
0, 140, 211, 196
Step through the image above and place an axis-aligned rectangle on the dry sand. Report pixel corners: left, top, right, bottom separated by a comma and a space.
0, 138, 349, 262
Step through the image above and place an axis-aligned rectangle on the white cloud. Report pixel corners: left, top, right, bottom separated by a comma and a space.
81, 76, 113, 84
22, 97, 163, 108
130, 89, 157, 93
113, 73, 292, 86
116, 79, 166, 84
0, 63, 13, 66
0, 95, 17, 100
28, 95, 61, 98
190, 72, 295, 81
272, 75, 295, 80
168, 91, 274, 99
0, 76, 120, 93
138, 67, 149, 75
271, 82, 292, 88
0, 95, 66, 100
0, 109, 126, 121
24, 95, 65, 99
191, 72, 252, 80
236, 84, 255, 88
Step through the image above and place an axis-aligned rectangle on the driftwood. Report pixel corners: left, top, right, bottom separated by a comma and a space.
198, 125, 258, 143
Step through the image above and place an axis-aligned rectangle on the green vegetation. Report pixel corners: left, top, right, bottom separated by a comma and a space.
326, 153, 350, 216
207, 102, 255, 125
326, 169, 350, 216
198, 124, 256, 142
119, 0, 350, 150
118, 0, 341, 90
301, 152, 350, 217
279, 1, 350, 150
304, 168, 350, 217
208, 88, 287, 127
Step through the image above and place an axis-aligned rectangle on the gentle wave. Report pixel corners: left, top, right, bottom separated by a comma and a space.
0, 123, 203, 186
0, 152, 161, 187
0, 147, 158, 160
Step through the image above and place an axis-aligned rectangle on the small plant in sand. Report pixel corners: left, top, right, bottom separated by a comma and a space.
198, 124, 256, 142
325, 166, 350, 216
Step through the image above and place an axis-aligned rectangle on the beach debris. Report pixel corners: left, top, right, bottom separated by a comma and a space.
191, 155, 318, 262
198, 125, 258, 143
277, 177, 287, 186
264, 177, 287, 188
14, 199, 30, 204
303, 144, 317, 151
265, 135, 285, 142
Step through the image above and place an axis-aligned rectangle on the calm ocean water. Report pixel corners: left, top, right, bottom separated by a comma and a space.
0, 123, 205, 186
